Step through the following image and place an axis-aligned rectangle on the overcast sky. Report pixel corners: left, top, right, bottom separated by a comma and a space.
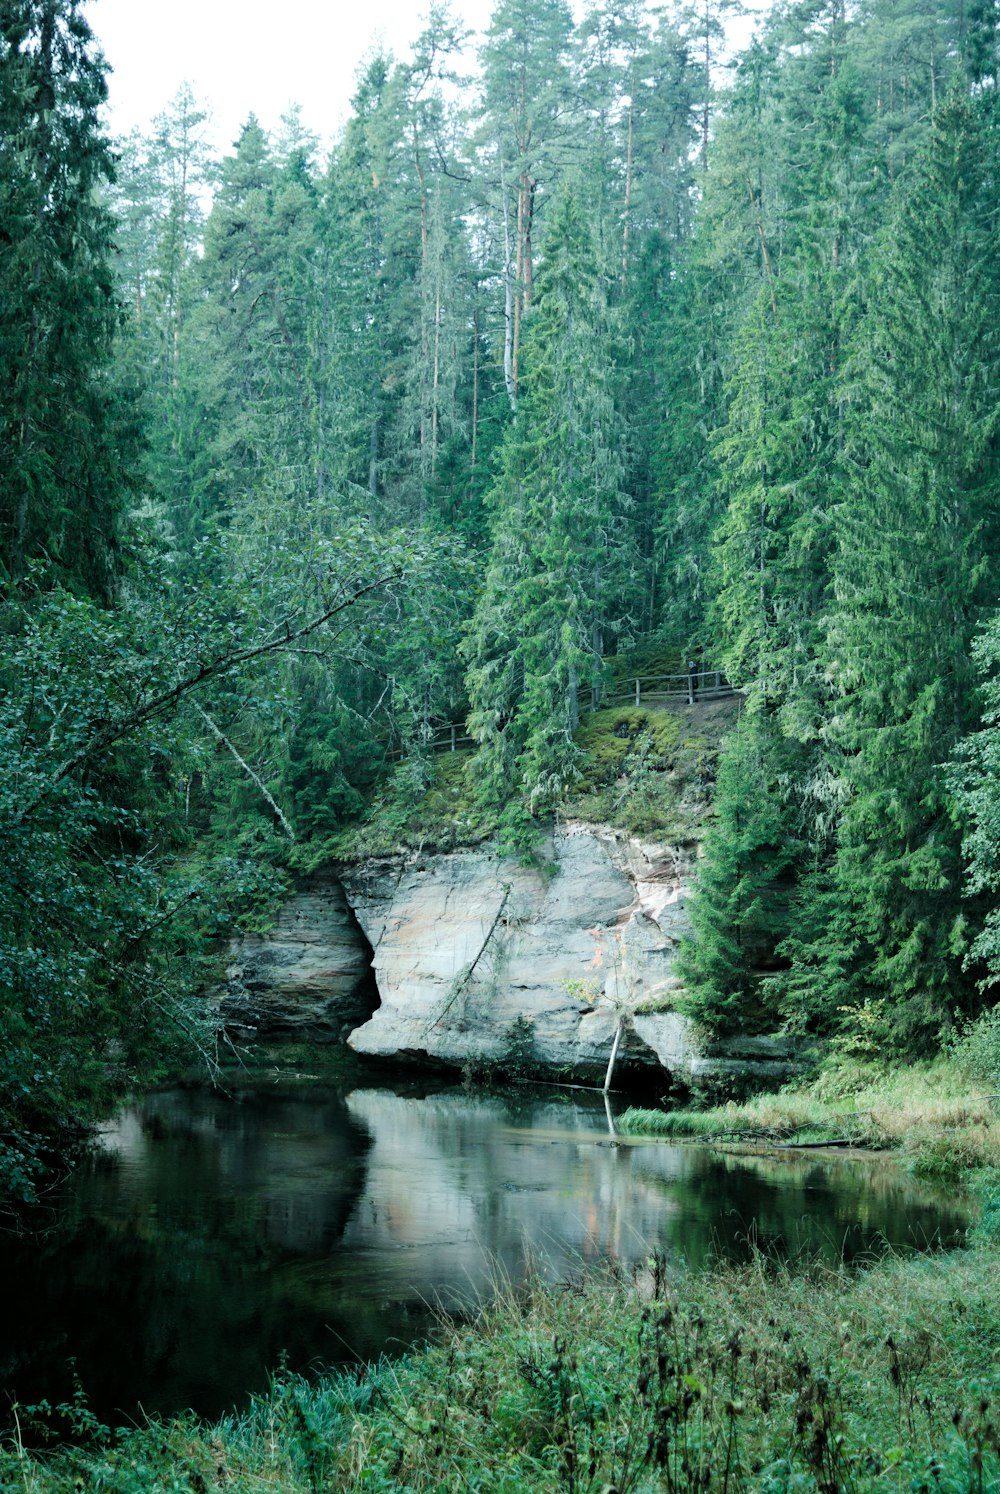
88, 0, 497, 155
88, 0, 765, 160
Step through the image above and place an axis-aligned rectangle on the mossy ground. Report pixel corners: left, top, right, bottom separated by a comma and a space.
320, 751, 498, 860
328, 697, 737, 859
562, 700, 734, 840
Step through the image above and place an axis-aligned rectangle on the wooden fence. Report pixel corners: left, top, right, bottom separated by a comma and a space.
603, 670, 736, 708
386, 669, 736, 760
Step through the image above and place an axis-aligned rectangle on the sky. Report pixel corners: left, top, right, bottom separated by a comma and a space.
87, 0, 767, 161
88, 0, 497, 155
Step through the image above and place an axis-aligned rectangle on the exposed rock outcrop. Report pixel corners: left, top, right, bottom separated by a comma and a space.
220, 869, 377, 1041
218, 830, 805, 1091
343, 824, 690, 1082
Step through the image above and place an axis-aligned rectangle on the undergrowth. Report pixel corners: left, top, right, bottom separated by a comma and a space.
6, 1245, 999, 1493
318, 697, 737, 860
619, 1057, 1000, 1179
323, 752, 499, 860
564, 701, 734, 839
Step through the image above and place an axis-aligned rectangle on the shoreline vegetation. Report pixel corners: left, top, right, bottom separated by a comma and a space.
6, 1062, 999, 1494
621, 1056, 1000, 1184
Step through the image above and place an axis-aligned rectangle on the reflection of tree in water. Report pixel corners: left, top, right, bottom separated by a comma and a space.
0, 1085, 972, 1434
0, 1086, 375, 1427
627, 1147, 969, 1267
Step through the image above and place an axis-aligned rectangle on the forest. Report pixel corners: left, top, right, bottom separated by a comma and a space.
3, 0, 1000, 1206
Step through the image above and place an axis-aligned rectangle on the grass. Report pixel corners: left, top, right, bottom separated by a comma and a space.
619, 1057, 1000, 1179
7, 1055, 1000, 1491
6, 1240, 999, 1493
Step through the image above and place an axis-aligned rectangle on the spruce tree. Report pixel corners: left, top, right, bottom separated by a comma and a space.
464, 193, 635, 821
816, 86, 1000, 1048
0, 0, 140, 596
678, 709, 803, 1035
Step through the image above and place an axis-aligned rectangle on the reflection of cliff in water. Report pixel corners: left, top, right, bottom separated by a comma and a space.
0, 1083, 971, 1431
341, 1091, 969, 1293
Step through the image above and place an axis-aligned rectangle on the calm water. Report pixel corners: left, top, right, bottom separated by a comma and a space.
0, 1080, 970, 1427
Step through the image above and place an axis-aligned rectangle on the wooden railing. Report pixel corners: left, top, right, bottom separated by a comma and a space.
386, 669, 737, 760
603, 669, 737, 708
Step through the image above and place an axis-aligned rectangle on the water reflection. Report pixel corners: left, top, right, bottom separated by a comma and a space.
0, 1082, 969, 1427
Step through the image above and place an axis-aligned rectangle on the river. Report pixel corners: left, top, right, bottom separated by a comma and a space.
0, 1078, 970, 1428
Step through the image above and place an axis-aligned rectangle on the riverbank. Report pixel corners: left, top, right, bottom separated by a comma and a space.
6, 1216, 998, 1493
5, 1058, 998, 1493
620, 1055, 1000, 1180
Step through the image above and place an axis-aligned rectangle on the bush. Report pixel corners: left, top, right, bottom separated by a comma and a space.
950, 1006, 1000, 1088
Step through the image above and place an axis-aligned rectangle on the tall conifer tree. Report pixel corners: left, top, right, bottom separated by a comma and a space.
815, 86, 1000, 1046
0, 0, 139, 596
464, 193, 635, 820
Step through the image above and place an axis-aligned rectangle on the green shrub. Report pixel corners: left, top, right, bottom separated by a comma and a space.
950, 1006, 1000, 1088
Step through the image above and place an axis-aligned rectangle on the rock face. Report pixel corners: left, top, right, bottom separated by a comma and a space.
632, 1012, 806, 1094
220, 869, 377, 1041
343, 824, 697, 1082
219, 829, 805, 1091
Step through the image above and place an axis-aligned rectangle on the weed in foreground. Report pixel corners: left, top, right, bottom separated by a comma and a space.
3, 1248, 1000, 1493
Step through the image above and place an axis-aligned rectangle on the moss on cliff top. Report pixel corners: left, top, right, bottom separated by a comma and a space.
562, 698, 738, 840
322, 697, 739, 862
303, 751, 495, 863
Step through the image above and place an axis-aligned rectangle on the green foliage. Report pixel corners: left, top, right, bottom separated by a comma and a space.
0, 512, 422, 1203
565, 703, 731, 839
7, 1245, 1000, 1492
323, 751, 498, 861
951, 618, 1000, 992
949, 1007, 1000, 1089
499, 1013, 539, 1079
0, 581, 289, 1202
0, 0, 142, 597
677, 711, 803, 1036
11, 0, 1000, 1204
624, 1054, 1000, 1174
573, 707, 682, 785
815, 86, 1000, 1049
464, 193, 637, 819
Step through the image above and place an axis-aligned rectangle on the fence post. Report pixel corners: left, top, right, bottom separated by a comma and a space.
450, 724, 456, 752
635, 678, 641, 707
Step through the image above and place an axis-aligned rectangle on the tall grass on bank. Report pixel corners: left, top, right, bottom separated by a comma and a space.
5, 1240, 999, 1493
620, 1057, 1000, 1179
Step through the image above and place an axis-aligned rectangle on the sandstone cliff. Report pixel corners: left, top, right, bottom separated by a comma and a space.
221, 828, 802, 1090
220, 869, 377, 1041
341, 824, 802, 1089
340, 823, 683, 1080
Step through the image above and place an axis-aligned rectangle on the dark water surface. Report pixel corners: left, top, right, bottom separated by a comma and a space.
0, 1080, 970, 1427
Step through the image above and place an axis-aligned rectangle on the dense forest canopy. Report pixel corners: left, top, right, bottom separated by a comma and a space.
3, 0, 1000, 1203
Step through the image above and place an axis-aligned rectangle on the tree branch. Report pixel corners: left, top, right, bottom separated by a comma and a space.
195, 704, 295, 840
14, 567, 401, 825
